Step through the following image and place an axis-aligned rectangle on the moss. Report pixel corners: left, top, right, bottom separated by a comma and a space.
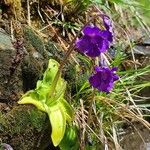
23, 26, 48, 59
0, 105, 49, 150
45, 40, 64, 62
0, 105, 46, 134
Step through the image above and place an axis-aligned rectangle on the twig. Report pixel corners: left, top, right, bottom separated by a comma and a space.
86, 89, 95, 126
79, 99, 86, 150
27, 0, 31, 26
38, 0, 45, 23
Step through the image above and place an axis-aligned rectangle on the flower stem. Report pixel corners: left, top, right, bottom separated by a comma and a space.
87, 89, 96, 125
49, 14, 101, 98
48, 43, 75, 98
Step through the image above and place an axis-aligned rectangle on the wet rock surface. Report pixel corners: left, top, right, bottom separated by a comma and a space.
133, 38, 150, 56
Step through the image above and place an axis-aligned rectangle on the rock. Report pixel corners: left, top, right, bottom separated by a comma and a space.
133, 38, 150, 56
23, 26, 48, 60
0, 24, 71, 149
0, 28, 23, 103
21, 54, 44, 91
133, 45, 150, 56
21, 26, 50, 92
131, 38, 150, 102
0, 28, 14, 50
45, 40, 64, 62
0, 105, 47, 150
0, 102, 10, 112
0, 105, 60, 150
120, 123, 150, 150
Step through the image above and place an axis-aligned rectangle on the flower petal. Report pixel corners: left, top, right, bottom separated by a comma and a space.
113, 74, 119, 81
98, 39, 109, 52
100, 30, 113, 42
102, 15, 113, 32
94, 66, 101, 72
111, 67, 118, 72
89, 74, 101, 88
83, 25, 101, 36
75, 36, 91, 53
89, 66, 119, 93
75, 25, 113, 58
85, 44, 101, 57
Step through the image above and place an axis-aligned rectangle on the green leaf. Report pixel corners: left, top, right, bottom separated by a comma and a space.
59, 126, 79, 150
55, 78, 66, 99
46, 79, 67, 106
35, 84, 50, 101
45, 104, 66, 146
43, 59, 59, 85
109, 0, 124, 4
18, 96, 45, 112
60, 99, 74, 122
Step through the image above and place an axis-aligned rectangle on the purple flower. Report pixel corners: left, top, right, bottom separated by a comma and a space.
89, 66, 119, 93
1, 143, 13, 150
102, 15, 113, 32
102, 15, 113, 42
75, 25, 113, 57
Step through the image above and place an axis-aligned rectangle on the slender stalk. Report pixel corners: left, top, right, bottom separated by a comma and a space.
87, 89, 96, 126
48, 14, 101, 98
48, 43, 75, 98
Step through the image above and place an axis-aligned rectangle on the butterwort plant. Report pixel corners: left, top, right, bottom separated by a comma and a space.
18, 59, 74, 147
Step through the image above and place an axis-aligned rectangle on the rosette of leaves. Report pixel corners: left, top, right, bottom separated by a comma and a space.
18, 59, 74, 147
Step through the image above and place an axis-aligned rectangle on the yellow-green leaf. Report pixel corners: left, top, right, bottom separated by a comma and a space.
43, 59, 59, 84
46, 79, 67, 106
59, 126, 79, 150
60, 99, 74, 122
46, 104, 66, 146
18, 96, 45, 112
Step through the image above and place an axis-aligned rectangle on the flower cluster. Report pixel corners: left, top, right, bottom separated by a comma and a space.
89, 66, 119, 93
75, 15, 119, 93
75, 25, 112, 57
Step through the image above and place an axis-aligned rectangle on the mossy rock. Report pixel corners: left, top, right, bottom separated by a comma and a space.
23, 26, 48, 59
0, 105, 58, 150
